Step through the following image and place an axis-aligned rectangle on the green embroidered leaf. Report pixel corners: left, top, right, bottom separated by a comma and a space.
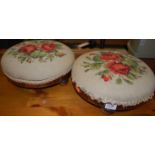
83, 61, 90, 64
141, 66, 147, 70
53, 50, 58, 53
127, 73, 136, 80
9, 50, 19, 57
20, 57, 27, 63
26, 57, 31, 62
17, 56, 23, 60
130, 72, 136, 78
85, 69, 90, 72
93, 56, 102, 62
49, 55, 54, 61
96, 71, 104, 75
39, 52, 48, 58
96, 70, 109, 75
116, 78, 122, 84
13, 53, 18, 57
91, 63, 102, 70
86, 56, 92, 61
32, 51, 47, 58
103, 69, 109, 74
30, 51, 41, 58
139, 68, 146, 74
133, 68, 142, 75
130, 68, 139, 75
123, 79, 133, 85
124, 59, 138, 68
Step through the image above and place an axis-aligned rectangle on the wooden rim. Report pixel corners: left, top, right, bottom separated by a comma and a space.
7, 72, 71, 89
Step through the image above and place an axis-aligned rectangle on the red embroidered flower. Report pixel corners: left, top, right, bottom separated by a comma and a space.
101, 75, 111, 82
100, 53, 120, 61
55, 53, 65, 57
19, 44, 37, 54
108, 63, 130, 75
41, 43, 56, 52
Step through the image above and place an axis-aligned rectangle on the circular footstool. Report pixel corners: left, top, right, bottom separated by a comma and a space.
72, 49, 155, 112
1, 40, 75, 88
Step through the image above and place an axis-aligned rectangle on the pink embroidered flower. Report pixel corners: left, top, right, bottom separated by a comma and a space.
41, 43, 56, 52
56, 53, 65, 57
108, 63, 130, 75
101, 75, 111, 82
19, 44, 37, 54
100, 53, 120, 61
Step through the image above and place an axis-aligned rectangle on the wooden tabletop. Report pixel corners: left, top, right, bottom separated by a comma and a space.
0, 48, 155, 116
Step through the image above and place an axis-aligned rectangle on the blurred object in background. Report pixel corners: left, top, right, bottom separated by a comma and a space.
103, 39, 128, 48
0, 39, 23, 48
55, 39, 128, 49
128, 39, 155, 58
74, 40, 100, 48
0, 39, 129, 49
55, 39, 99, 48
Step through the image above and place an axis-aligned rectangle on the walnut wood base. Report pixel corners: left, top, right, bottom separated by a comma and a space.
72, 82, 150, 112
7, 72, 71, 89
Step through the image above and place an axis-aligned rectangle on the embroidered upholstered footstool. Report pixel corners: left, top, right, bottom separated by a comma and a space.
1, 40, 75, 88
72, 49, 155, 111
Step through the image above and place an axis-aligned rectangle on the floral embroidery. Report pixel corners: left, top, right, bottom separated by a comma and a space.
83, 51, 147, 85
100, 53, 121, 61
41, 43, 56, 52
19, 44, 37, 54
8, 40, 66, 63
108, 62, 130, 75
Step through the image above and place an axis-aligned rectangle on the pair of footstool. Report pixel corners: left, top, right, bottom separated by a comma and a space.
1, 40, 155, 112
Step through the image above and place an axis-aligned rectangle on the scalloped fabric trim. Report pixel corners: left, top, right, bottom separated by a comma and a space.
74, 81, 154, 107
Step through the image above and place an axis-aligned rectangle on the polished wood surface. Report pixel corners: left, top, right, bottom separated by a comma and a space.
0, 48, 155, 116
